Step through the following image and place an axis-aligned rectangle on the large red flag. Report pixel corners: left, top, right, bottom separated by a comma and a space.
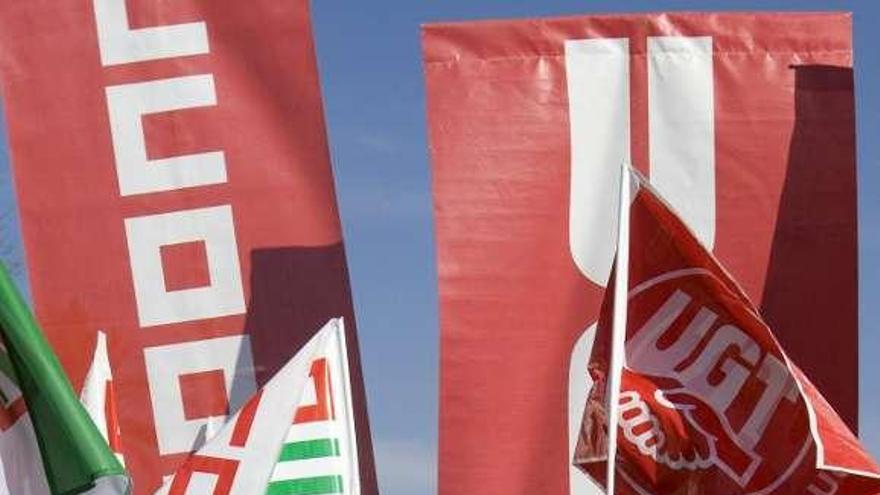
0, 1, 376, 493
424, 12, 857, 495
575, 174, 879, 494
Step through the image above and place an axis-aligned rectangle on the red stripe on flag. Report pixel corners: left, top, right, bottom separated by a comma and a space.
229, 390, 263, 448
168, 455, 238, 495
294, 359, 333, 424
105, 379, 123, 452
0, 397, 26, 432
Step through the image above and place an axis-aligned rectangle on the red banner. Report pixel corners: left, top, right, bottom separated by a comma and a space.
423, 12, 857, 495
0, 1, 376, 493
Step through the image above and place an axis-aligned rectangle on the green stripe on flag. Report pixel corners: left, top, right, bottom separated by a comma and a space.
278, 438, 340, 462
267, 475, 343, 495
0, 349, 17, 404
0, 348, 17, 385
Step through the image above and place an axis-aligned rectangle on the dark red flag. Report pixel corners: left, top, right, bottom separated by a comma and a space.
575, 174, 878, 495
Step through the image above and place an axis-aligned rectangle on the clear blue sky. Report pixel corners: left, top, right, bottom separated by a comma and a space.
0, 2, 876, 495
309, 1, 880, 493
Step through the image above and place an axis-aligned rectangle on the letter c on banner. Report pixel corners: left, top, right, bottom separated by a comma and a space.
564, 35, 716, 494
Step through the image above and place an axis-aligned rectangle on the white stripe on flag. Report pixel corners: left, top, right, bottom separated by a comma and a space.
80, 331, 111, 444
285, 421, 335, 443
268, 457, 343, 483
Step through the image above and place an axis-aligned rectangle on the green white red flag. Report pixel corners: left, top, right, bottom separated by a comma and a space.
158, 318, 360, 495
574, 172, 879, 494
0, 262, 129, 494
266, 321, 361, 495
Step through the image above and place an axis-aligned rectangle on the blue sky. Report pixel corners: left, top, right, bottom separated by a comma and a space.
309, 1, 880, 493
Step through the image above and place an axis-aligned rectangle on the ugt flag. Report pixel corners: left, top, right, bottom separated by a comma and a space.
575, 173, 880, 495
0, 263, 128, 495
0, 1, 376, 493
423, 12, 857, 494
158, 318, 361, 495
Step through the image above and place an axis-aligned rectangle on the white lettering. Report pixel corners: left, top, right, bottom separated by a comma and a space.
677, 324, 761, 413
627, 289, 717, 374
106, 75, 227, 196
144, 335, 256, 455
648, 36, 716, 249
93, 0, 209, 66
124, 205, 245, 327
565, 37, 631, 286
625, 285, 798, 455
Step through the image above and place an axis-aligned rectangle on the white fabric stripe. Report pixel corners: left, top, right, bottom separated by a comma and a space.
80, 331, 112, 446
648, 36, 716, 250
285, 421, 337, 443
269, 457, 343, 483
565, 37, 631, 288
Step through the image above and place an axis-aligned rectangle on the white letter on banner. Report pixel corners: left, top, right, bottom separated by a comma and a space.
124, 205, 245, 327
565, 38, 631, 288
144, 335, 256, 455
648, 36, 716, 249
93, 0, 209, 67
106, 75, 227, 196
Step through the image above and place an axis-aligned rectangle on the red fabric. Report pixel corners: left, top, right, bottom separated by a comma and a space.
424, 12, 857, 494
0, 397, 26, 432
575, 181, 878, 494
160, 242, 211, 292
179, 371, 230, 420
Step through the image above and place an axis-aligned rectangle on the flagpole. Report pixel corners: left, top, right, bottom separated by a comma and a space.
606, 162, 631, 495
336, 318, 362, 495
